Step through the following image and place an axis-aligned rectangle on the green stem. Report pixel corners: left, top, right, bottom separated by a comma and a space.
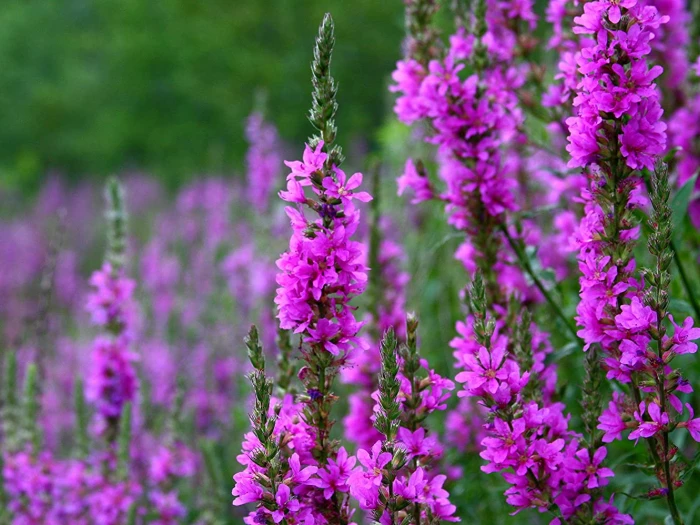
316, 351, 329, 462
500, 225, 579, 342
630, 375, 683, 524
670, 240, 700, 321
661, 428, 684, 524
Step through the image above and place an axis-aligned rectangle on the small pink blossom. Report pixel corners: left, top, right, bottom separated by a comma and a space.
629, 402, 668, 442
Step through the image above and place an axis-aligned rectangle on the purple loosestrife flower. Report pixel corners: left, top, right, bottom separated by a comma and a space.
86, 336, 139, 425
237, 16, 366, 523
287, 453, 319, 488
307, 446, 355, 499
629, 401, 669, 442
391, 16, 534, 304
598, 392, 631, 443
615, 298, 657, 333
347, 324, 457, 522
566, 1, 668, 171
245, 111, 282, 213
678, 405, 700, 442
321, 169, 372, 204
397, 158, 434, 204
398, 427, 440, 460
569, 447, 615, 490
391, 13, 586, 521
569, 2, 663, 375
87, 179, 139, 443
354, 442, 392, 488
232, 393, 327, 522
2, 451, 141, 524
451, 275, 631, 522
667, 316, 700, 355
272, 37, 371, 517
568, 2, 699, 520
455, 342, 508, 395
86, 263, 136, 337
275, 141, 369, 357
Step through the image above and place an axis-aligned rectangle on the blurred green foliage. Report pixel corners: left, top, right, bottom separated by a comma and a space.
0, 0, 404, 192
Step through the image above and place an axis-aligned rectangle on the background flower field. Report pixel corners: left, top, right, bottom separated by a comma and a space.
3, 0, 700, 524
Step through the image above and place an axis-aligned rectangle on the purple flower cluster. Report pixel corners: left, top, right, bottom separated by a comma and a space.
233, 394, 338, 524
565, 0, 668, 171
452, 316, 630, 522
349, 444, 456, 523
348, 365, 457, 523
275, 141, 371, 358
595, 306, 700, 440
148, 442, 197, 525
86, 336, 139, 424
86, 263, 136, 335
235, 106, 374, 520
85, 263, 139, 435
392, 0, 568, 309
570, 0, 669, 380
392, 32, 520, 231
2, 450, 140, 525
567, 1, 700, 519
245, 111, 282, 213
568, 0, 700, 447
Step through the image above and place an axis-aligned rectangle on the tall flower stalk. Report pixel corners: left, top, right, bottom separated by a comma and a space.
275, 13, 371, 476
568, 2, 700, 523
235, 13, 371, 524
86, 178, 138, 444
349, 319, 457, 524
245, 109, 282, 213
390, 3, 631, 521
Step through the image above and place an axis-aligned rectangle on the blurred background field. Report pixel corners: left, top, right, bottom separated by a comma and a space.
0, 2, 476, 520
3, 0, 700, 523
0, 0, 553, 195
0, 0, 408, 193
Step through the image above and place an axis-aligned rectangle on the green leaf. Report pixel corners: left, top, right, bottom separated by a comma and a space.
670, 298, 696, 316
680, 448, 700, 482
550, 341, 579, 362
671, 173, 698, 243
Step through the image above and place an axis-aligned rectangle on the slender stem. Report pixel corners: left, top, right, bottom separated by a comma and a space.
661, 428, 683, 524
500, 225, 579, 342
654, 321, 683, 524
655, 325, 682, 519
412, 503, 421, 525
315, 349, 330, 463
670, 240, 700, 321
387, 476, 396, 524
630, 377, 682, 523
